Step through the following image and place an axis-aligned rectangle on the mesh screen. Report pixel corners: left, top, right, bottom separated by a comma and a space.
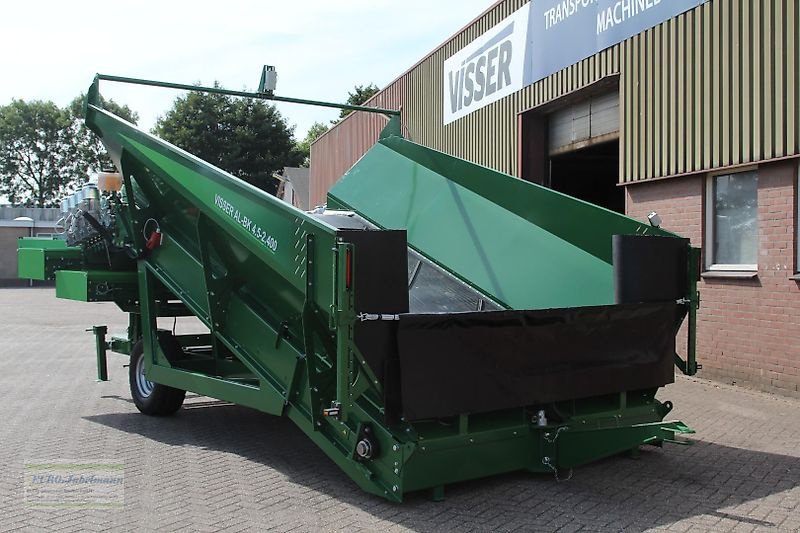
408, 250, 501, 313
311, 211, 502, 313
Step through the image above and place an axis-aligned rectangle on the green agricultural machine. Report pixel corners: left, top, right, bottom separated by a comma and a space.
18, 71, 701, 502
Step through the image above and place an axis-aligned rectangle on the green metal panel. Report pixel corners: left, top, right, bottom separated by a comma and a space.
85, 104, 338, 316
55, 270, 89, 301
17, 248, 47, 280
17, 237, 70, 250
329, 136, 676, 310
18, 247, 81, 280
55, 270, 137, 302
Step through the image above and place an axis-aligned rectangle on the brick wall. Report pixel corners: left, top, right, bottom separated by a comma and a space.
626, 158, 800, 398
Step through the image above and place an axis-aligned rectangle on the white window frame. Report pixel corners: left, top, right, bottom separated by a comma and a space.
704, 169, 759, 272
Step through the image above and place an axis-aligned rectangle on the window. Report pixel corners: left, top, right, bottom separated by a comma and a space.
705, 171, 758, 271
797, 164, 800, 272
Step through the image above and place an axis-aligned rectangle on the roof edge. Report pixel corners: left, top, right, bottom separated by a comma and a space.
311, 0, 506, 148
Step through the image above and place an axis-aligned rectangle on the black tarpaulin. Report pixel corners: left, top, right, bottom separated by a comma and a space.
396, 302, 680, 421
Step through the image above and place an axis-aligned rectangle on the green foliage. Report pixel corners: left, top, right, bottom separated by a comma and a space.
0, 96, 137, 207
0, 100, 75, 207
338, 84, 379, 120
296, 121, 330, 167
68, 93, 139, 177
154, 85, 303, 195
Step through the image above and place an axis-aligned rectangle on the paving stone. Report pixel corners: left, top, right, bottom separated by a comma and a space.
1, 288, 799, 532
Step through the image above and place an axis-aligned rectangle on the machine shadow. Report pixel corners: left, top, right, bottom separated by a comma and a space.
84, 402, 799, 531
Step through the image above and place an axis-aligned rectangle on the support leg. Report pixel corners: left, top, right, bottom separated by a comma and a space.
90, 325, 108, 381
428, 485, 445, 502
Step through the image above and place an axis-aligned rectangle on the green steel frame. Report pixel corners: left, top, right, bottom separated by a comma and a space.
17, 73, 699, 502
93, 73, 401, 119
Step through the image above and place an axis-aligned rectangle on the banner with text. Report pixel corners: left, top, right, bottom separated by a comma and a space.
443, 0, 707, 124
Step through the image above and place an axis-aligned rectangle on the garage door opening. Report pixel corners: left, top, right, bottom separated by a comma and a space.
519, 86, 624, 214
549, 140, 623, 213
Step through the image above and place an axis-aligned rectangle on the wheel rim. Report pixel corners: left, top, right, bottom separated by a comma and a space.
135, 353, 155, 398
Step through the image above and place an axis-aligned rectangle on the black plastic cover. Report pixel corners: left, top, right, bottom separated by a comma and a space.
395, 302, 679, 421
613, 235, 689, 304
339, 230, 409, 314
340, 230, 409, 421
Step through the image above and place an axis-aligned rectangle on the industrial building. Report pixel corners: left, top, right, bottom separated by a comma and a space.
310, 0, 800, 397
0, 207, 59, 285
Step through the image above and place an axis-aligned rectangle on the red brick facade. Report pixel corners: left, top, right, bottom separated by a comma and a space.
626, 158, 800, 397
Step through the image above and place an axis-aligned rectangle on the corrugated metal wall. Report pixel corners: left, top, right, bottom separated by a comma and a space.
399, 0, 622, 172
623, 0, 799, 182
310, 0, 800, 205
309, 85, 402, 205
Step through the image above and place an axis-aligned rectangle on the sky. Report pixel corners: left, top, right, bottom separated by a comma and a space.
0, 0, 492, 139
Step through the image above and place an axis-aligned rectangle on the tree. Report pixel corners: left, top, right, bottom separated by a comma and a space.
68, 94, 138, 175
295, 121, 330, 167
0, 100, 74, 207
0, 96, 138, 208
154, 85, 302, 195
337, 83, 379, 120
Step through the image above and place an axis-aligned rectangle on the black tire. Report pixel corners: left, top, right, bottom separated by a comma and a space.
129, 340, 186, 416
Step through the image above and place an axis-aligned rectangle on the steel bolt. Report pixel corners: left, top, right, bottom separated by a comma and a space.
356, 439, 374, 460
392, 485, 398, 492
392, 444, 399, 452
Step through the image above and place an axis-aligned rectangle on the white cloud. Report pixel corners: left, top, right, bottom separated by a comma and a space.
1, 0, 490, 137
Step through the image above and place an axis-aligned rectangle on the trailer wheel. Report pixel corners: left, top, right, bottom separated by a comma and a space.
129, 340, 186, 416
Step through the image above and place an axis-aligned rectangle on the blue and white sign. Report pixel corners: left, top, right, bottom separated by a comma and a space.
443, 0, 707, 124
443, 4, 532, 125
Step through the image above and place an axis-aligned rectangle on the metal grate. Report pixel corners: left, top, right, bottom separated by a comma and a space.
407, 249, 501, 314
312, 210, 502, 313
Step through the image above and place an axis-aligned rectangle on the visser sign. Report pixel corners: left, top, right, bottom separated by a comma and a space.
443, 0, 707, 125
443, 4, 531, 125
